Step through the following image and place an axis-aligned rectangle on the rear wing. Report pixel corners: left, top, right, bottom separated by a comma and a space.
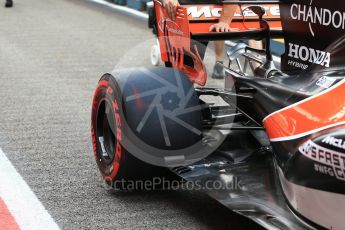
187, 1, 282, 40
154, 0, 282, 41
154, 0, 282, 85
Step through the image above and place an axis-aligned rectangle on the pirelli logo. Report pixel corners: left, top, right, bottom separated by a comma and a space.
299, 140, 345, 181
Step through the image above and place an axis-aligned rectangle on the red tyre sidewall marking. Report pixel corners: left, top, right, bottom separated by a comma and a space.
91, 80, 123, 181
91, 80, 109, 162
0, 198, 20, 230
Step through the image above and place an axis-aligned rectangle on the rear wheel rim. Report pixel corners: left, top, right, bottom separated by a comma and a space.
96, 99, 117, 165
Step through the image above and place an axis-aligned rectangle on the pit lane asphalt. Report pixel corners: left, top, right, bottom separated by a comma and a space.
0, 0, 262, 229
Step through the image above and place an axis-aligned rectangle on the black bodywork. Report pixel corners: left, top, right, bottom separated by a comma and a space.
163, 0, 345, 228
146, 0, 345, 228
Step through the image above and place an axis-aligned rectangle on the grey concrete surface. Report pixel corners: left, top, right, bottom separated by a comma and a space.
0, 0, 262, 229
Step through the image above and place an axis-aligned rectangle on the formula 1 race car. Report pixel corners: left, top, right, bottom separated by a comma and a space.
91, 0, 345, 229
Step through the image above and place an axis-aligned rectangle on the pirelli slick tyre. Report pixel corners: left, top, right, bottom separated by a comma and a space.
91, 68, 202, 190
150, 43, 161, 66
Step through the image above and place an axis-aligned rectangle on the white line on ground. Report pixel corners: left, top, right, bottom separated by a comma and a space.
87, 0, 148, 19
0, 148, 60, 230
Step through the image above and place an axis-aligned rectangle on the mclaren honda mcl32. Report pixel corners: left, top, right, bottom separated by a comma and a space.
91, 0, 345, 229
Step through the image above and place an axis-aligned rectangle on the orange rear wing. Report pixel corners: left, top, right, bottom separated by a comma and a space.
186, 2, 282, 41
154, 0, 282, 85
155, 1, 282, 38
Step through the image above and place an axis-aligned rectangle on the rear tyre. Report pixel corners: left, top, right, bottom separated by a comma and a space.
150, 42, 161, 66
91, 74, 178, 190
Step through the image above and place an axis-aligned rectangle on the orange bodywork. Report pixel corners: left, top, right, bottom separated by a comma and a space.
263, 80, 345, 142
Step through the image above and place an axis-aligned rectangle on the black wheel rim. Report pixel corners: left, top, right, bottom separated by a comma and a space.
96, 99, 117, 164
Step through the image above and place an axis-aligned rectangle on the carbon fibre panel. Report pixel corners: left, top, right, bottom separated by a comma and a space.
172, 141, 316, 230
